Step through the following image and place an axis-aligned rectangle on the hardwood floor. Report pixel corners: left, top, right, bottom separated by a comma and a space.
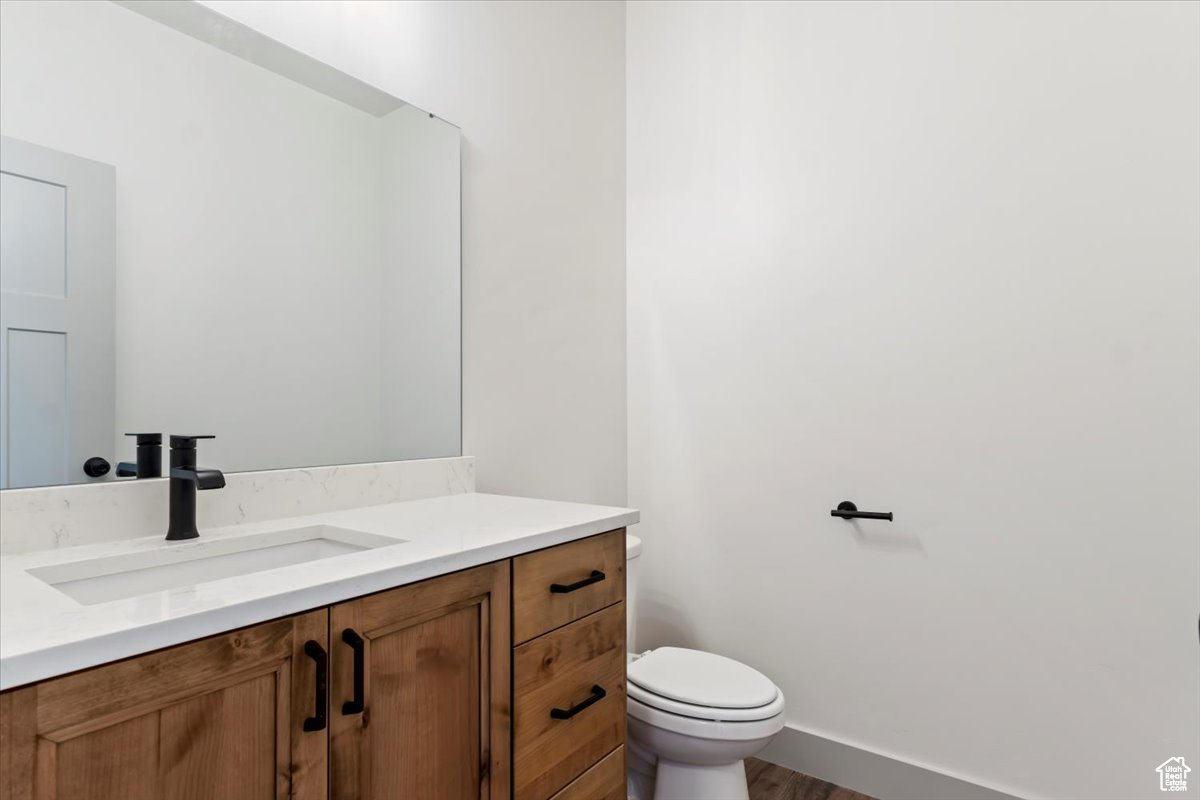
746, 758, 876, 800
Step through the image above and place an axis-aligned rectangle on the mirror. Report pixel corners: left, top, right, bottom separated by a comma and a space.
0, 0, 461, 489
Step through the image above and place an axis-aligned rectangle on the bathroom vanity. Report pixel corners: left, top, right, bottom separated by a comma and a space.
0, 3, 635, 797
0, 494, 636, 800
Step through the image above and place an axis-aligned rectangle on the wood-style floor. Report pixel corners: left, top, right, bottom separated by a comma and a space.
747, 758, 876, 800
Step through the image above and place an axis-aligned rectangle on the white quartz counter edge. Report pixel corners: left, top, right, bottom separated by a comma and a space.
0, 492, 638, 690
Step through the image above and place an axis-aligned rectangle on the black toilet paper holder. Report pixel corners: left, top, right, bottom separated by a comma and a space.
830, 501, 893, 522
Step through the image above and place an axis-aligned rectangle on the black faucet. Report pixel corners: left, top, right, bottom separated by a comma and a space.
167, 435, 226, 541
116, 433, 163, 478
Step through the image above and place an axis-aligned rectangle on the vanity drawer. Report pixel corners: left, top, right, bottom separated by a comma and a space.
513, 602, 626, 800
513, 529, 625, 644
548, 746, 625, 800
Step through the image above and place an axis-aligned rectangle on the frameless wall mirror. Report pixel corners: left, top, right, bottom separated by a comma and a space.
0, 0, 461, 489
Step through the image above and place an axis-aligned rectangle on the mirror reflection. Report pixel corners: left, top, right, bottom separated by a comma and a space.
0, 0, 461, 489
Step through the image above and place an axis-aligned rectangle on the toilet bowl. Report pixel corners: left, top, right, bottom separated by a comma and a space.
625, 534, 786, 800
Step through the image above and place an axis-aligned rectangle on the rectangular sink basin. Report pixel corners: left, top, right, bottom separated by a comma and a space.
28, 525, 404, 605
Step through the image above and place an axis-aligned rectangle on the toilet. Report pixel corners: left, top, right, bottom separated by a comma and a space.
624, 534, 786, 800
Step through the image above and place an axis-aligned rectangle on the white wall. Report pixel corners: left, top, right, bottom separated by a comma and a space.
202, 0, 628, 505
627, 2, 1199, 799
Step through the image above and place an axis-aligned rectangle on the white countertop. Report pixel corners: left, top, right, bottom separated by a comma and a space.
0, 492, 638, 690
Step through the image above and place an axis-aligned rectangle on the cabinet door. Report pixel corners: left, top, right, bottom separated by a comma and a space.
0, 610, 328, 800
330, 562, 511, 800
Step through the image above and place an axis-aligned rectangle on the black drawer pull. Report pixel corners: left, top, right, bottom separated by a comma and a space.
550, 685, 607, 720
302, 640, 327, 732
550, 570, 606, 594
341, 628, 365, 715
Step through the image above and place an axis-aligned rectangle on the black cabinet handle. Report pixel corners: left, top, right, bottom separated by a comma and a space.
831, 501, 893, 522
341, 628, 365, 715
550, 685, 607, 720
302, 640, 327, 732
550, 570, 606, 594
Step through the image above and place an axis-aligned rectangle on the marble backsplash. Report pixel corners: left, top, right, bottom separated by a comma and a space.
0, 456, 474, 555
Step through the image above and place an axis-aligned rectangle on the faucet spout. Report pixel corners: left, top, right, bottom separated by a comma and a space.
170, 467, 226, 490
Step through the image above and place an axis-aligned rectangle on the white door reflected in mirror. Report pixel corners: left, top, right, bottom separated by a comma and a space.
0, 137, 116, 488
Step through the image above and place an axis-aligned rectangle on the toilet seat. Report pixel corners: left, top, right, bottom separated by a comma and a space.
627, 647, 785, 723
627, 694, 787, 742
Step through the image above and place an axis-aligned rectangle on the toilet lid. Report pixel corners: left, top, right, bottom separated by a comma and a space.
627, 647, 779, 710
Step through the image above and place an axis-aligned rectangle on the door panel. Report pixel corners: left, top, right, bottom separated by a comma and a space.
0, 173, 65, 297
330, 563, 511, 800
4, 330, 66, 488
370, 605, 480, 798
0, 135, 115, 488
51, 714, 158, 800
157, 672, 279, 798
0, 611, 328, 800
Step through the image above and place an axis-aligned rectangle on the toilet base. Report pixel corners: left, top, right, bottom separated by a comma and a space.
626, 697, 783, 800
627, 740, 751, 800
654, 758, 749, 800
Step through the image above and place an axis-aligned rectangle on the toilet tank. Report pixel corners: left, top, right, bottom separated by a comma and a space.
626, 533, 642, 651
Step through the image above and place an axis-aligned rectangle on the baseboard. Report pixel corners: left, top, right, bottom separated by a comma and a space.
758, 723, 1028, 800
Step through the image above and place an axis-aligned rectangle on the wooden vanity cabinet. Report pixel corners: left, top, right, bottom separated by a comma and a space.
0, 564, 510, 800
0, 530, 625, 800
0, 610, 329, 800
